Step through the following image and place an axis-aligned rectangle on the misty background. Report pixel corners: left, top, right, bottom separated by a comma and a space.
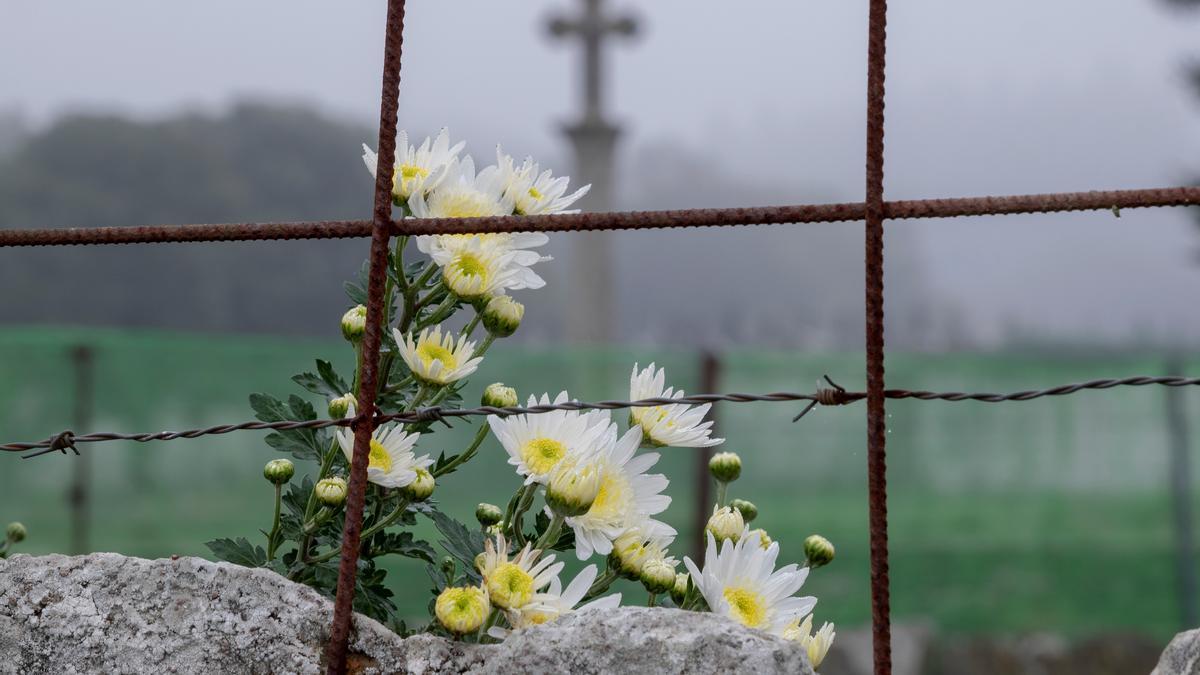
3, 0, 1199, 348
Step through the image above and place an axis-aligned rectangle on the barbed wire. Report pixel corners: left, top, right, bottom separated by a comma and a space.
5, 374, 1196, 460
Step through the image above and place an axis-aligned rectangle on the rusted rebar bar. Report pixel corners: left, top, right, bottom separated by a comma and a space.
864, 0, 892, 672
1, 186, 1197, 247
324, 1, 407, 672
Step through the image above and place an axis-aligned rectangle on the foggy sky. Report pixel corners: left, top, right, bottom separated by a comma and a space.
4, 1, 1200, 344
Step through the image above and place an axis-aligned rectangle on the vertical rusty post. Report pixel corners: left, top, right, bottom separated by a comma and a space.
67, 344, 93, 555
864, 0, 892, 673
692, 351, 720, 563
324, 1, 407, 672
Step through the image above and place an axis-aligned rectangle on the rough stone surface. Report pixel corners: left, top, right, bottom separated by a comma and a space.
0, 553, 814, 675
1153, 629, 1200, 675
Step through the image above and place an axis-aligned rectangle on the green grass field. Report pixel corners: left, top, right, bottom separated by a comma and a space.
1, 327, 1195, 640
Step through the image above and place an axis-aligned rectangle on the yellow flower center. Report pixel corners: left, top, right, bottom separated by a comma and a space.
435, 190, 498, 218
451, 252, 488, 279
527, 186, 544, 200
416, 340, 458, 370
368, 439, 392, 472
586, 470, 629, 521
487, 562, 534, 609
526, 609, 555, 625
723, 587, 768, 629
521, 438, 567, 475
400, 164, 429, 181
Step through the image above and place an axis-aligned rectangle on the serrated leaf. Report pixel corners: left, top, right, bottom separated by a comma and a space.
424, 508, 484, 584
205, 537, 267, 567
373, 531, 436, 563
249, 393, 290, 423
317, 360, 349, 395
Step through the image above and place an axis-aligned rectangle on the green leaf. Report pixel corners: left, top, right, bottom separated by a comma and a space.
205, 537, 267, 567
250, 393, 326, 462
372, 531, 436, 564
317, 360, 349, 395
249, 393, 290, 423
424, 508, 484, 584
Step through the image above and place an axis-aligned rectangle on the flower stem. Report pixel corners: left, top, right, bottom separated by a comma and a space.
307, 497, 412, 564
534, 513, 565, 551
471, 334, 496, 360
715, 481, 728, 508
647, 592, 658, 608
583, 566, 619, 602
266, 483, 283, 561
433, 423, 490, 478
462, 311, 482, 339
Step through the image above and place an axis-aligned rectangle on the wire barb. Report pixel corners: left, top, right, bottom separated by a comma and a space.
48, 430, 78, 455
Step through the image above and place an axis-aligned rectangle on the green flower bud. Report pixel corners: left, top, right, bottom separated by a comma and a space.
401, 467, 435, 502
481, 382, 519, 409
705, 505, 744, 544
804, 535, 835, 568
340, 305, 367, 341
481, 295, 524, 338
440, 555, 457, 579
263, 458, 295, 485
475, 503, 503, 527
730, 499, 758, 523
314, 477, 348, 507
5, 522, 27, 543
328, 392, 356, 419
639, 558, 677, 595
670, 572, 690, 605
544, 462, 601, 518
709, 452, 742, 483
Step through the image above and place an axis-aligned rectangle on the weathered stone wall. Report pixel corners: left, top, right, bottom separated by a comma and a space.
0, 553, 814, 675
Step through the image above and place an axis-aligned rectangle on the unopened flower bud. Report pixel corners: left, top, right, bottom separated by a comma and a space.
340, 305, 367, 341
440, 555, 457, 579
705, 505, 744, 544
747, 528, 773, 550
485, 523, 504, 537
640, 558, 677, 595
804, 535, 835, 568
611, 530, 656, 579
482, 382, 518, 409
730, 499, 757, 523
435, 586, 490, 634
401, 467, 435, 502
545, 462, 601, 518
328, 392, 356, 419
482, 295, 524, 337
670, 572, 690, 605
709, 451, 742, 483
6, 522, 26, 543
475, 503, 503, 527
314, 477, 348, 507
263, 458, 295, 485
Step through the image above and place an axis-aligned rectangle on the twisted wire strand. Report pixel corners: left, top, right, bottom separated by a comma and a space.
6, 375, 1197, 459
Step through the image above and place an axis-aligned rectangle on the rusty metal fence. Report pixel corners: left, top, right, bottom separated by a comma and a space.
3, 1, 1200, 673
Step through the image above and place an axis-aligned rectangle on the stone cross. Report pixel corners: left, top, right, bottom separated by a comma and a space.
548, 0, 637, 343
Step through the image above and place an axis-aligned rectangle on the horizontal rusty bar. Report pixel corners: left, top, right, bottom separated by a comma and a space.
0, 186, 1196, 247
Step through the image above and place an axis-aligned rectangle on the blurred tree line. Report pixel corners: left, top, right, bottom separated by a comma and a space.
0, 103, 371, 335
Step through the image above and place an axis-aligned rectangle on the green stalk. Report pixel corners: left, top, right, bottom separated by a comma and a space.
583, 566, 619, 602
433, 423, 490, 478
647, 592, 658, 608
461, 311, 482, 339
715, 481, 728, 509
533, 513, 565, 551
509, 485, 539, 548
266, 483, 283, 561
470, 334, 496, 360
308, 497, 412, 564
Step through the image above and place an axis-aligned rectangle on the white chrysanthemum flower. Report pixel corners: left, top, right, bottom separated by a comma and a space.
394, 325, 483, 385
487, 392, 611, 485
439, 235, 547, 299
562, 425, 676, 561
783, 615, 836, 669
496, 146, 591, 216
629, 362, 724, 448
410, 154, 512, 220
476, 532, 564, 611
362, 128, 465, 202
683, 532, 817, 636
488, 564, 622, 639
335, 413, 432, 489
